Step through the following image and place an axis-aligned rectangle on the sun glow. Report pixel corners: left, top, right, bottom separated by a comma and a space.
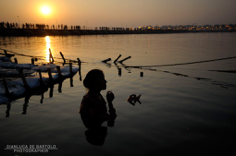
41, 6, 51, 15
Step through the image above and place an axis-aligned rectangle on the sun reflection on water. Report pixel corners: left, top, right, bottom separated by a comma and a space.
45, 36, 51, 62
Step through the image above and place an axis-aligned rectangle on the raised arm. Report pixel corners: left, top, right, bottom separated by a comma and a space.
106, 91, 117, 120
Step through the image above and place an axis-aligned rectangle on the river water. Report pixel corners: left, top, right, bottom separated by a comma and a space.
0, 33, 236, 155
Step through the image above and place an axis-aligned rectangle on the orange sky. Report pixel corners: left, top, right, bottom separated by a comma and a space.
0, 0, 236, 28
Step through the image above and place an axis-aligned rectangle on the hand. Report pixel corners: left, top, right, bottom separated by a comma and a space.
106, 91, 115, 103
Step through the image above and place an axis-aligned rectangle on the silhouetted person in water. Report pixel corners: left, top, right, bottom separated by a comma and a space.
79, 69, 117, 129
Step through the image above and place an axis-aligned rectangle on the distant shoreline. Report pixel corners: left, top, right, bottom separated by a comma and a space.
0, 28, 235, 36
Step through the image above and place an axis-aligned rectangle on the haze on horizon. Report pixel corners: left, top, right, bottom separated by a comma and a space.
0, 0, 235, 28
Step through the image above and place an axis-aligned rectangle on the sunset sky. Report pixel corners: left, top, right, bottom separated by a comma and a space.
0, 0, 235, 28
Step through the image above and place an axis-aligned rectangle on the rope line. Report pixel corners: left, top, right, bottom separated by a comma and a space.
1, 48, 235, 67
126, 56, 236, 68
0, 48, 79, 62
0, 48, 45, 59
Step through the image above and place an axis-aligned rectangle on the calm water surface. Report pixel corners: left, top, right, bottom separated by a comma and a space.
0, 33, 236, 155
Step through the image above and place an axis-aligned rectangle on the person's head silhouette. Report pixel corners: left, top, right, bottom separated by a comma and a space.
83, 69, 107, 92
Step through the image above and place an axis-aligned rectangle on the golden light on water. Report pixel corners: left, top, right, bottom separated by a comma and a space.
45, 36, 50, 43
45, 36, 51, 62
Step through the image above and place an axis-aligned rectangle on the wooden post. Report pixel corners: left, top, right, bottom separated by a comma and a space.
70, 76, 73, 87
114, 54, 122, 63
49, 51, 51, 63
58, 81, 62, 93
49, 86, 54, 98
40, 93, 44, 104
3, 79, 10, 95
77, 58, 81, 72
31, 58, 34, 65
77, 58, 82, 81
101, 58, 111, 63
60, 52, 66, 64
19, 69, 30, 90
22, 95, 30, 114
14, 58, 18, 64
50, 48, 54, 63
77, 58, 81, 66
4, 50, 7, 55
140, 72, 143, 77
118, 56, 131, 63
56, 66, 62, 78
4, 50, 14, 58
118, 68, 122, 76
6, 103, 11, 117
69, 63, 73, 75
49, 48, 54, 63
47, 68, 53, 84
38, 69, 44, 85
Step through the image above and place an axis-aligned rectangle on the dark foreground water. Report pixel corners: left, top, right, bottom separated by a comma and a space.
0, 33, 236, 155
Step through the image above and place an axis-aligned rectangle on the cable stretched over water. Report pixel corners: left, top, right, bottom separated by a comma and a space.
0, 48, 79, 63
126, 56, 236, 68
1, 47, 235, 67
0, 48, 44, 59
0, 47, 61, 60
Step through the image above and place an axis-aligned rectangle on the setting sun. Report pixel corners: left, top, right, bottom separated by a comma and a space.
41, 6, 51, 15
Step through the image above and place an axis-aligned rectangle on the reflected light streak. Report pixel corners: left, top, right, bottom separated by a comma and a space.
45, 36, 51, 62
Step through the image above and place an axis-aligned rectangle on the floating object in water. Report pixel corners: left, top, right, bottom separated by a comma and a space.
140, 72, 143, 77
114, 54, 122, 63
101, 58, 111, 63
0, 64, 79, 104
127, 94, 141, 105
118, 56, 131, 63
136, 94, 141, 100
0, 69, 35, 77
0, 56, 11, 62
32, 64, 57, 72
